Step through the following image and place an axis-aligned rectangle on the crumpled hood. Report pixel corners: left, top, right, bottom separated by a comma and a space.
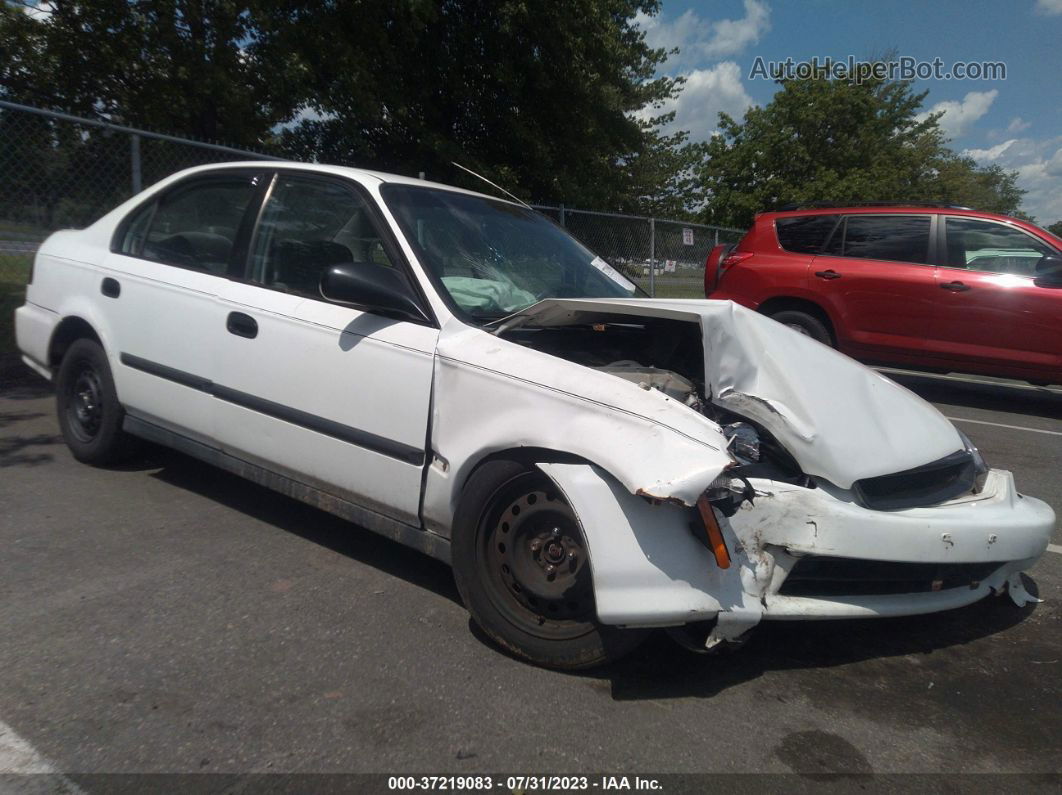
493, 298, 964, 489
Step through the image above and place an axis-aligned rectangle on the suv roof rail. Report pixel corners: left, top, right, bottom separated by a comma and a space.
774, 201, 975, 211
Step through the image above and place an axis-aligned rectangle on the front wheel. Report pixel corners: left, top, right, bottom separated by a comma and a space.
451, 460, 646, 669
55, 338, 138, 465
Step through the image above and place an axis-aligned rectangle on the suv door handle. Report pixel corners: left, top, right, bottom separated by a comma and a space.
940, 281, 971, 292
226, 312, 258, 339
814, 269, 842, 280
100, 277, 121, 298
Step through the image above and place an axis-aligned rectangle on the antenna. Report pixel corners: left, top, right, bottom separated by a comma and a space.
451, 161, 532, 209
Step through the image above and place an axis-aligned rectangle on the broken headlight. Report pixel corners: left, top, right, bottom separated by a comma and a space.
957, 429, 989, 492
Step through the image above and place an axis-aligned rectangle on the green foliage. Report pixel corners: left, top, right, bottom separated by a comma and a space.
696, 72, 1027, 228
1, 1, 692, 213
263, 0, 688, 212
1046, 221, 1062, 238
1, 1, 300, 142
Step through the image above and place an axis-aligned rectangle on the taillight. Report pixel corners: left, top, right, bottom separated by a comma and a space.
721, 251, 753, 268
705, 246, 753, 296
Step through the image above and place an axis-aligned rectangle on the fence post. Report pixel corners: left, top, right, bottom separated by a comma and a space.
130, 133, 142, 194
648, 217, 655, 297
714, 228, 719, 247
559, 204, 565, 227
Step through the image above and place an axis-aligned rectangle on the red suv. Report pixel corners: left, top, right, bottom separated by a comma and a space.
705, 205, 1062, 386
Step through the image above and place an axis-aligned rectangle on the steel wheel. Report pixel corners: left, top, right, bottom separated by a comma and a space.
483, 485, 596, 639
55, 338, 138, 465
65, 365, 105, 442
451, 460, 647, 669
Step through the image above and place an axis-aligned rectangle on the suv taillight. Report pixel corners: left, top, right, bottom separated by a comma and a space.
721, 251, 753, 269
705, 247, 754, 296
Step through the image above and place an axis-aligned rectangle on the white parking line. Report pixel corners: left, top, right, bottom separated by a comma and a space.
945, 416, 1062, 437
1048, 544, 1062, 555
0, 717, 81, 791
876, 367, 1062, 394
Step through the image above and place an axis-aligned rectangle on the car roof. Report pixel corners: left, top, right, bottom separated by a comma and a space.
757, 205, 1027, 224
172, 160, 520, 205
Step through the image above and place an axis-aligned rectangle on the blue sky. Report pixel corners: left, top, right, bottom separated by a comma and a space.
636, 0, 1062, 223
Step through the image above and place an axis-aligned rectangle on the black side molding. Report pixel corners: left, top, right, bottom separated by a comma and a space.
123, 415, 450, 563
118, 353, 424, 466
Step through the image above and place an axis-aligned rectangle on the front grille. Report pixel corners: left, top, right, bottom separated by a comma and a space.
852, 449, 976, 511
779, 556, 1003, 597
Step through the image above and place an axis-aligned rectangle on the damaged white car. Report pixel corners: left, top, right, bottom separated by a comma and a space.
15, 163, 1054, 669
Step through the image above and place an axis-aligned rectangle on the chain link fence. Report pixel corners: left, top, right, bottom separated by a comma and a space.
0, 100, 282, 352
0, 101, 743, 354
531, 206, 743, 298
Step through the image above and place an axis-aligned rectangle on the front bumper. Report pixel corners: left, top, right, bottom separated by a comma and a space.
539, 464, 1052, 640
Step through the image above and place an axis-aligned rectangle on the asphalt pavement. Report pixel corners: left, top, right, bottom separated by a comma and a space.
0, 360, 1059, 789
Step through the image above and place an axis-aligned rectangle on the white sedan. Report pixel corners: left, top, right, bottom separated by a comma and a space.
15, 162, 1053, 669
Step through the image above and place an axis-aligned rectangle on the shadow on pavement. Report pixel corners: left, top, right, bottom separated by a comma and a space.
885, 371, 1062, 421
145, 445, 462, 607
598, 589, 1042, 701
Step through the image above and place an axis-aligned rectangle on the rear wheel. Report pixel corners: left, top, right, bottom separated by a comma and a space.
452, 460, 646, 669
769, 309, 833, 346
55, 339, 137, 465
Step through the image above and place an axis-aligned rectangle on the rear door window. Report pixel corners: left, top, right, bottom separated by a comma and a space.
141, 177, 258, 273
831, 215, 931, 264
775, 215, 840, 253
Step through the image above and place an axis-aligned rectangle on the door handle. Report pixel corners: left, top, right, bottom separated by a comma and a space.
814, 269, 842, 280
940, 281, 971, 292
101, 277, 121, 298
226, 312, 258, 339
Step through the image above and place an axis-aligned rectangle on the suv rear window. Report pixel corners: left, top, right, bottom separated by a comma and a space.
775, 215, 840, 253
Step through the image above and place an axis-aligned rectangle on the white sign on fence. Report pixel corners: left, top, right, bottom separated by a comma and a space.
682, 227, 694, 246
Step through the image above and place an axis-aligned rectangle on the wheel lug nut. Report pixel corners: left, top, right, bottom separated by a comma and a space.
551, 527, 561, 538
530, 540, 541, 552
568, 550, 577, 561
545, 564, 555, 575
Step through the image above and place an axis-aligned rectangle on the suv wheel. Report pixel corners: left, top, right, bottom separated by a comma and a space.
769, 310, 833, 346
56, 339, 138, 465
451, 459, 647, 669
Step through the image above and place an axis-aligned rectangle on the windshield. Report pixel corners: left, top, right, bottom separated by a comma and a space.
381, 184, 639, 321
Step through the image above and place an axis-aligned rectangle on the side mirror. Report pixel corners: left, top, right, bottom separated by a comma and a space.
320, 263, 431, 323
1034, 254, 1062, 287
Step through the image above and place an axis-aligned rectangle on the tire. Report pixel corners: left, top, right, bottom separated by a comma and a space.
55, 338, 138, 465
769, 309, 833, 346
451, 459, 647, 669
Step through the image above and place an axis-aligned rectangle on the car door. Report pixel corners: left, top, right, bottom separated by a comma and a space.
926, 216, 1062, 375
212, 171, 438, 525
101, 170, 264, 443
809, 213, 938, 359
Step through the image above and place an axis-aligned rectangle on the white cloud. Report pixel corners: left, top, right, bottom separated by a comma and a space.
642, 62, 755, 142
636, 1, 771, 67
964, 135, 1062, 223
1007, 116, 1031, 133
963, 139, 1018, 161
916, 90, 998, 140
1034, 0, 1062, 16
1045, 146, 1062, 177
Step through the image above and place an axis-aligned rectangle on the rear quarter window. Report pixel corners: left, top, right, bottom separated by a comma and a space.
775, 215, 840, 253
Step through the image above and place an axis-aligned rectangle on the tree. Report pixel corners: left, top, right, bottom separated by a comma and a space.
695, 71, 1026, 227
1, 1, 302, 144
1046, 221, 1062, 238
260, 0, 689, 211
2, 1, 693, 213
